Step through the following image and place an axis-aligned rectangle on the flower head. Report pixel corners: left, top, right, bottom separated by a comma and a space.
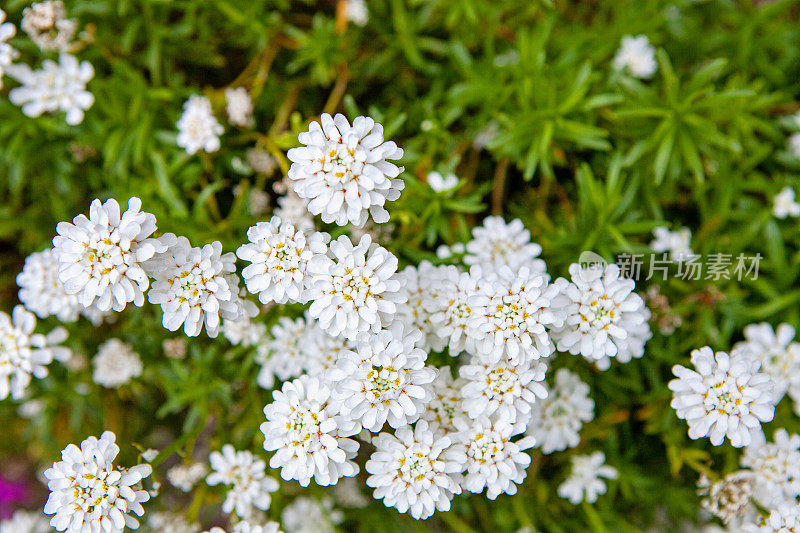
421, 368, 466, 436
166, 462, 208, 493
0, 305, 69, 400
551, 263, 651, 370
394, 261, 448, 353
741, 428, 800, 509
261, 375, 359, 487
328, 327, 436, 432
281, 497, 342, 533
306, 234, 404, 338
426, 265, 481, 356
526, 368, 594, 454
698, 470, 757, 526
53, 197, 165, 312
237, 216, 329, 305
225, 87, 254, 128
651, 226, 694, 262
459, 354, 547, 425
427, 172, 458, 193
176, 95, 223, 154
773, 187, 800, 219
734, 322, 800, 404
613, 35, 657, 78
8, 54, 94, 124
21, 1, 77, 51
43, 431, 152, 532
274, 192, 314, 233
450, 416, 534, 499
287, 113, 405, 227
468, 266, 562, 364
206, 445, 279, 519
669, 347, 774, 447
147, 236, 244, 337
92, 338, 142, 388
0, 10, 18, 88
255, 316, 307, 388
557, 451, 618, 504
463, 217, 545, 275
17, 248, 82, 322
365, 420, 462, 520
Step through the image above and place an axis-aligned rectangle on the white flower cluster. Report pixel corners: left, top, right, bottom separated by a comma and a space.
43, 431, 152, 532
613, 35, 657, 79
287, 113, 405, 227
177, 95, 224, 154
207, 445, 279, 519
651, 226, 694, 261
8, 53, 94, 125
92, 338, 143, 388
250, 205, 650, 518
21, 1, 77, 51
670, 346, 774, 447
557, 451, 618, 504
0, 9, 18, 89
0, 305, 69, 400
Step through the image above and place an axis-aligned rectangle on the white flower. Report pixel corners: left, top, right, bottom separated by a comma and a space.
301, 316, 354, 377
365, 420, 462, 520
698, 470, 757, 526
557, 451, 618, 504
225, 87, 254, 128
147, 512, 199, 533
17, 248, 82, 322
261, 375, 359, 487
8, 54, 94, 124
463, 217, 546, 275
734, 323, 800, 405
148, 236, 244, 337
394, 261, 447, 352
0, 305, 69, 400
669, 347, 774, 447
222, 305, 266, 347
345, 0, 369, 26
176, 95, 223, 154
427, 172, 458, 192
650, 226, 694, 262
450, 415, 534, 499
421, 367, 466, 436
468, 266, 562, 364
741, 428, 800, 509
306, 234, 404, 338
237, 216, 329, 305
255, 316, 307, 388
53, 197, 165, 312
743, 501, 800, 532
0, 9, 18, 89
551, 263, 652, 370
92, 338, 143, 388
274, 192, 314, 232
21, 1, 77, 51
773, 187, 800, 219
328, 327, 436, 432
613, 35, 657, 78
206, 445, 279, 519
332, 477, 368, 508
247, 148, 277, 175
459, 354, 547, 425
167, 462, 208, 492
788, 133, 800, 159
0, 509, 50, 533
287, 113, 405, 227
43, 431, 152, 532
281, 497, 342, 533
426, 265, 481, 356
526, 368, 594, 454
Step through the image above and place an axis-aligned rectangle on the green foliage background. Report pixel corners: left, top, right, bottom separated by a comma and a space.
2, 0, 800, 531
